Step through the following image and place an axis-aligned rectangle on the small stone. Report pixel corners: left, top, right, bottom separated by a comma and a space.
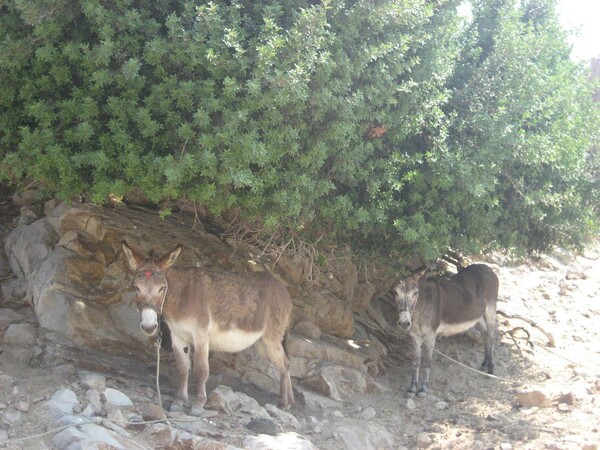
416, 432, 432, 448
435, 401, 448, 410
246, 417, 283, 436
52, 426, 87, 449
555, 392, 576, 405
0, 373, 16, 388
106, 409, 128, 429
330, 410, 345, 418
52, 364, 77, 378
3, 323, 36, 346
361, 407, 376, 420
557, 403, 570, 412
85, 389, 103, 416
14, 400, 30, 412
499, 443, 513, 450
42, 388, 80, 415
136, 403, 166, 421
516, 390, 552, 408
103, 388, 133, 407
405, 398, 416, 410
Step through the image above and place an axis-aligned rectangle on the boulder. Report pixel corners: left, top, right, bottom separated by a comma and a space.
2, 323, 36, 346
300, 363, 386, 402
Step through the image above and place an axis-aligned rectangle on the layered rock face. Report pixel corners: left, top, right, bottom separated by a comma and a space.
2, 200, 393, 400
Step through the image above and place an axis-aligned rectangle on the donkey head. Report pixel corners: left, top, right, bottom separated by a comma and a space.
393, 267, 427, 331
122, 241, 182, 336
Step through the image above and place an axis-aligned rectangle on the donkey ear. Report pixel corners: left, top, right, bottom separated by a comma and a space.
122, 241, 143, 271
158, 244, 183, 269
412, 266, 429, 280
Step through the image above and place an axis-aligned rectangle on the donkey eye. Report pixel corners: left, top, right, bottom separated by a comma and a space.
135, 286, 141, 294
158, 286, 166, 294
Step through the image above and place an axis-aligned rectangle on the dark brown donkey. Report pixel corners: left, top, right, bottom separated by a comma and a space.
392, 264, 498, 398
121, 242, 294, 415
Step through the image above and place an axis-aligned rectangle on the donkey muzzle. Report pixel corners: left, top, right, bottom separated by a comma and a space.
398, 311, 412, 331
140, 308, 159, 336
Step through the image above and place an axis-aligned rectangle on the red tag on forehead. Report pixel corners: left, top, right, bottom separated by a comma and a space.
144, 271, 152, 279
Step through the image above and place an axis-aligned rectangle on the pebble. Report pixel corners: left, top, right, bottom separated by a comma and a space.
136, 402, 166, 421
2, 323, 36, 346
361, 406, 376, 420
13, 400, 30, 412
405, 398, 416, 410
416, 432, 432, 448
246, 417, 283, 436
103, 388, 133, 407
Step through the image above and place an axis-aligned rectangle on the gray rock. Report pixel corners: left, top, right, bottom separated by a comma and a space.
84, 389, 103, 417
2, 323, 36, 346
42, 388, 80, 415
242, 432, 318, 450
298, 387, 343, 414
78, 423, 140, 449
52, 426, 88, 449
246, 417, 283, 436
1, 348, 33, 365
361, 406, 377, 419
0, 409, 22, 427
13, 400, 30, 412
300, 363, 384, 402
148, 423, 241, 449
0, 309, 25, 331
330, 419, 395, 450
52, 363, 78, 378
0, 373, 17, 388
416, 432, 433, 448
0, 279, 28, 306
205, 385, 268, 417
4, 218, 58, 278
265, 403, 301, 429
104, 388, 133, 408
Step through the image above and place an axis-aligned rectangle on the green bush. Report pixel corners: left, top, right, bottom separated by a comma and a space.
1, 0, 597, 262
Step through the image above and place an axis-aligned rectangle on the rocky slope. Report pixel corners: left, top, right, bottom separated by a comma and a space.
0, 198, 598, 449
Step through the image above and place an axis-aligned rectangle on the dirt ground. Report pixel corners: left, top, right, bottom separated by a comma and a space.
365, 244, 600, 449
0, 218, 599, 449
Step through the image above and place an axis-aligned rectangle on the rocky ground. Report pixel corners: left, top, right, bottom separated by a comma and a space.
0, 197, 598, 449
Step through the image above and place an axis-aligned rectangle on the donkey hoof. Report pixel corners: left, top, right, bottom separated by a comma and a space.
416, 390, 428, 398
405, 391, 416, 399
169, 402, 186, 413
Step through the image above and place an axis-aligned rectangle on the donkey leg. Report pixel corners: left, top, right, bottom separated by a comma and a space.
189, 338, 210, 416
417, 333, 436, 398
407, 334, 421, 399
257, 337, 294, 409
481, 303, 497, 374
170, 333, 190, 413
